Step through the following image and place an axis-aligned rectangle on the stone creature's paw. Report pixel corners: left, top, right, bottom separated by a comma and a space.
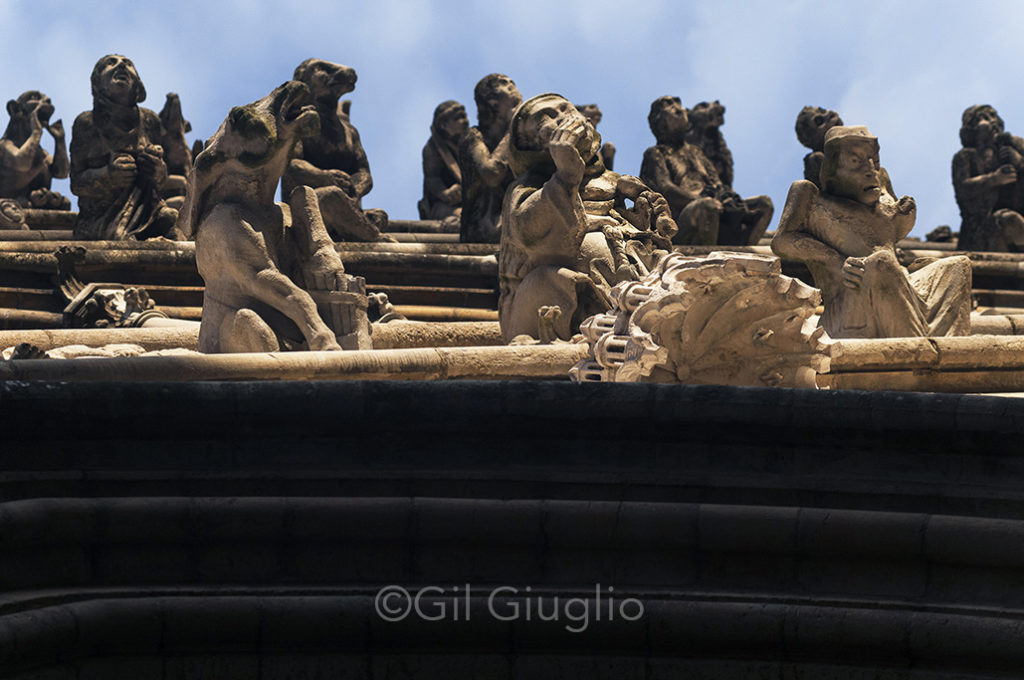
308, 330, 343, 352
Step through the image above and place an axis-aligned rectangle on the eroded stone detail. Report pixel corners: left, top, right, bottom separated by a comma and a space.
178, 80, 370, 353
796, 106, 843, 189
570, 251, 830, 387
0, 90, 69, 214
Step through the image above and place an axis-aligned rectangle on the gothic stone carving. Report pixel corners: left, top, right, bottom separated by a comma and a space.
774, 125, 971, 339
418, 100, 468, 225
0, 90, 69, 215
178, 80, 370, 353
795, 106, 843, 188
570, 251, 830, 388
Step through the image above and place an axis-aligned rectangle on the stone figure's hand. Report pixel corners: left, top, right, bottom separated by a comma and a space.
549, 119, 588, 185
443, 185, 462, 204
842, 256, 866, 290
108, 154, 138, 189
329, 169, 353, 195
999, 145, 1023, 168
896, 196, 916, 215
136, 145, 167, 184
46, 119, 64, 140
994, 164, 1018, 186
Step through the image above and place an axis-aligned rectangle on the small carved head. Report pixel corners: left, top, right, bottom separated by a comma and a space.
575, 104, 602, 128
509, 93, 599, 176
689, 100, 725, 130
6, 91, 54, 127
91, 54, 146, 105
648, 96, 688, 144
795, 106, 843, 152
960, 104, 1004, 148
431, 100, 469, 143
821, 125, 882, 206
293, 59, 358, 102
473, 73, 522, 126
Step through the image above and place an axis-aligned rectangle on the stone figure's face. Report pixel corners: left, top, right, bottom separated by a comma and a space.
657, 97, 689, 139
440, 105, 469, 140
692, 100, 724, 128
488, 76, 522, 113
972, 106, 1002, 145
15, 91, 54, 125
577, 104, 602, 127
297, 59, 357, 102
832, 138, 882, 206
797, 106, 843, 151
96, 55, 141, 103
517, 95, 593, 156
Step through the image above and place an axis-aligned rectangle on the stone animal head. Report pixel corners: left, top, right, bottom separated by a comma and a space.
293, 58, 358, 105
509, 93, 600, 177
473, 73, 522, 128
796, 106, 843, 152
177, 81, 321, 237
688, 100, 725, 132
91, 54, 146, 106
4, 91, 54, 139
648, 96, 688, 145
960, 104, 1005, 148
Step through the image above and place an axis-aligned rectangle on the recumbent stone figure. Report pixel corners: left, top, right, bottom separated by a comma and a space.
773, 125, 971, 339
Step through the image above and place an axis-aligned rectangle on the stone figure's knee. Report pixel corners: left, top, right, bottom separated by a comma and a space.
995, 208, 1024, 229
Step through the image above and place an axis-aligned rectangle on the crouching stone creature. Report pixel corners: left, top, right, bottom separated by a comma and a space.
177, 80, 371, 353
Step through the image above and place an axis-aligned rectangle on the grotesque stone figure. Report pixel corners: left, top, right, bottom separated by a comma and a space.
282, 58, 389, 242
70, 54, 180, 240
157, 92, 194, 209
773, 125, 971, 339
640, 96, 771, 246
178, 81, 370, 353
418, 100, 469, 225
795, 106, 843, 188
952, 104, 1024, 251
0, 90, 69, 213
499, 93, 675, 343
575, 103, 615, 170
685, 99, 773, 242
459, 73, 522, 243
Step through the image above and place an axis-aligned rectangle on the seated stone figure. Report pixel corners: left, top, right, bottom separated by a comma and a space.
500, 93, 675, 343
575, 103, 615, 170
640, 96, 770, 246
686, 99, 773, 243
282, 58, 389, 242
418, 100, 468, 225
952, 104, 1024, 252
459, 73, 522, 243
0, 90, 69, 215
773, 125, 971, 339
795, 106, 843, 189
157, 92, 194, 210
70, 55, 180, 240
178, 80, 369, 353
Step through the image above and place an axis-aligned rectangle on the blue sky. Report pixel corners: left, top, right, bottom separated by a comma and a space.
3, 1, 1023, 238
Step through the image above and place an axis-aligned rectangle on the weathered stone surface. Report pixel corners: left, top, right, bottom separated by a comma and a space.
499, 93, 675, 343
571, 251, 829, 387
178, 80, 370, 353
953, 104, 1024, 251
641, 96, 771, 246
795, 105, 843, 188
458, 74, 521, 243
70, 55, 179, 240
576, 103, 615, 170
0, 90, 69, 221
282, 59, 390, 242
774, 125, 972, 339
418, 100, 468, 227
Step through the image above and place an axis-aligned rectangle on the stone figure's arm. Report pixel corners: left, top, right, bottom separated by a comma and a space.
345, 127, 373, 199
462, 131, 510, 188
772, 180, 844, 270
422, 144, 457, 204
69, 116, 124, 199
640, 147, 692, 209
892, 196, 916, 242
48, 119, 68, 179
998, 134, 1024, 168
0, 112, 44, 173
953, 149, 1015, 197
286, 141, 344, 191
